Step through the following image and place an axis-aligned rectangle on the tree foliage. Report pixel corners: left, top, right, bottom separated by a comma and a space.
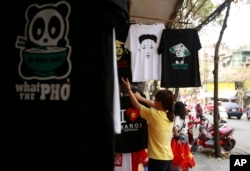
167, 0, 216, 29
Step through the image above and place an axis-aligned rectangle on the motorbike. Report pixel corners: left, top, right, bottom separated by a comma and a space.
187, 114, 215, 144
187, 114, 200, 144
191, 116, 236, 152
219, 114, 228, 123
219, 105, 228, 123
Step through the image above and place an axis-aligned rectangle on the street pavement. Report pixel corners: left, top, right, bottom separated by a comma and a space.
189, 145, 250, 171
188, 117, 250, 171
189, 148, 229, 171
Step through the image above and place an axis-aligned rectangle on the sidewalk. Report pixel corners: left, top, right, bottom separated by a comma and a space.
189, 148, 230, 171
189, 145, 249, 171
187, 117, 250, 171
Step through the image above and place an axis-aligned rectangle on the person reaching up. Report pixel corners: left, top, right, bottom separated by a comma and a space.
122, 77, 175, 171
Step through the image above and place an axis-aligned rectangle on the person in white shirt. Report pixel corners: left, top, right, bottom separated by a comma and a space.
218, 101, 227, 123
172, 101, 190, 171
173, 101, 189, 139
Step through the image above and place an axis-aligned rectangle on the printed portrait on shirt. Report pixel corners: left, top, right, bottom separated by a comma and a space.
169, 43, 190, 64
138, 34, 157, 59
116, 39, 132, 84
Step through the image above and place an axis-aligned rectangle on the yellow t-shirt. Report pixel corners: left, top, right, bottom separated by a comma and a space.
140, 105, 174, 160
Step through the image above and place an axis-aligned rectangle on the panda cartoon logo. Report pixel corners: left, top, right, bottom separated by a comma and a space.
16, 1, 71, 80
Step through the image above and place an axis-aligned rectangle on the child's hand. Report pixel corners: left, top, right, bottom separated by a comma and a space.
121, 77, 131, 90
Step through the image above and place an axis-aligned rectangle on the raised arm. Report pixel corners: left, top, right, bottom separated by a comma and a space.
134, 92, 155, 108
121, 77, 141, 110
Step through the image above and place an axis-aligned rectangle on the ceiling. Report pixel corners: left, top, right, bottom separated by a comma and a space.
128, 0, 179, 25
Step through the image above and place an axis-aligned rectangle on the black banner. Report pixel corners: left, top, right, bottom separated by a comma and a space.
230, 155, 250, 171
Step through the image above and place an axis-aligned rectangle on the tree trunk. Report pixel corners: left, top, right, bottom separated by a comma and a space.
213, 0, 232, 158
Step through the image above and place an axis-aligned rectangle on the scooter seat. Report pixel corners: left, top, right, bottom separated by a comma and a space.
219, 126, 233, 135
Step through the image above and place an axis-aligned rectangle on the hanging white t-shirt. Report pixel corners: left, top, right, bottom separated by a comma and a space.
114, 153, 132, 171
113, 28, 121, 134
125, 23, 165, 82
114, 149, 148, 171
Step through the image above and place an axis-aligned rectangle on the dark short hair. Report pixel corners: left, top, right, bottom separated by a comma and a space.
174, 101, 186, 120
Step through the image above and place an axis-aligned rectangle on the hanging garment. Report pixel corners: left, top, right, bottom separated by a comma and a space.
158, 29, 202, 88
115, 94, 148, 153
113, 28, 122, 134
114, 153, 132, 171
114, 149, 148, 171
116, 23, 133, 84
125, 23, 165, 82
4, 0, 129, 170
115, 23, 146, 93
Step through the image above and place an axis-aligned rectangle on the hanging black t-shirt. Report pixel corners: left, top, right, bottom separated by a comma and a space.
158, 29, 202, 88
3, 0, 128, 170
115, 94, 148, 153
116, 23, 133, 84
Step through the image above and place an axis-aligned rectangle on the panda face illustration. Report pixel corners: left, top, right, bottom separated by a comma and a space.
15, 2, 71, 79
28, 9, 65, 47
